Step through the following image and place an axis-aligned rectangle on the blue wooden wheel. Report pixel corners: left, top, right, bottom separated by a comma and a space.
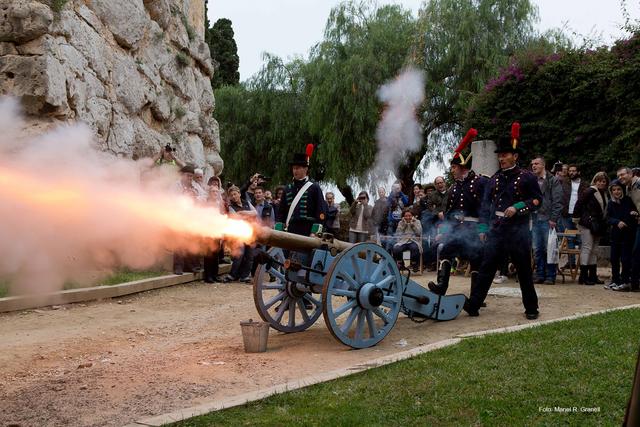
253, 248, 322, 333
322, 242, 402, 348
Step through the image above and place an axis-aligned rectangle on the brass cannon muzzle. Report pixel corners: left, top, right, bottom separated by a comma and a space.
254, 226, 353, 253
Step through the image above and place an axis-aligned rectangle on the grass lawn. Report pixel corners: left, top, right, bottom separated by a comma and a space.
0, 279, 8, 298
96, 268, 168, 286
0, 268, 169, 297
172, 308, 640, 427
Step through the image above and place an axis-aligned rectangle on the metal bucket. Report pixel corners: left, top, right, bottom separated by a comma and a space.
240, 319, 270, 353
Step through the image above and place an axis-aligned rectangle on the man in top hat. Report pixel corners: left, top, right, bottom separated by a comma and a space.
428, 129, 489, 297
276, 145, 326, 236
464, 122, 542, 319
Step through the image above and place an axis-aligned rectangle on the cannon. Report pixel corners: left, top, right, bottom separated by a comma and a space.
252, 227, 466, 349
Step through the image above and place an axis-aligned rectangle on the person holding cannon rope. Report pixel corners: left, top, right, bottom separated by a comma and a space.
428, 128, 488, 298
464, 122, 542, 320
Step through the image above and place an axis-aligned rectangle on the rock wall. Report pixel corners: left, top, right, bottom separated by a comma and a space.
0, 0, 223, 174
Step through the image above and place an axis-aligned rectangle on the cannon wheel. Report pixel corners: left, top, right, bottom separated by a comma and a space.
322, 242, 402, 349
253, 248, 322, 333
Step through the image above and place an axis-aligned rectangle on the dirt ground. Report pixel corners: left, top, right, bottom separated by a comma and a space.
1, 270, 639, 427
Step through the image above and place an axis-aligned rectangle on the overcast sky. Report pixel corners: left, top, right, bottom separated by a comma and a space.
208, 0, 639, 194
210, 0, 639, 81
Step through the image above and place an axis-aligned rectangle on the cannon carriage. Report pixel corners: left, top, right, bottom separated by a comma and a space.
252, 227, 466, 349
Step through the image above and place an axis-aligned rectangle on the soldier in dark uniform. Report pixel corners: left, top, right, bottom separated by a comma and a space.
428, 129, 488, 297
464, 123, 542, 320
276, 150, 326, 236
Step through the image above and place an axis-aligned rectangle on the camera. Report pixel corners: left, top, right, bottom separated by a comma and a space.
164, 144, 173, 153
257, 174, 270, 182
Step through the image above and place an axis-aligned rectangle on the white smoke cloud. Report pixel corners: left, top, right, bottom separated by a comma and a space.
371, 67, 425, 182
0, 97, 251, 296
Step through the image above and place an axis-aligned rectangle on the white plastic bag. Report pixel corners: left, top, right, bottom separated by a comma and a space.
547, 228, 559, 264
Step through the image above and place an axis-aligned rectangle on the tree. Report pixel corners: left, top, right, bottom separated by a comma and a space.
464, 33, 640, 178
400, 0, 551, 190
304, 1, 417, 199
207, 18, 240, 88
215, 54, 311, 186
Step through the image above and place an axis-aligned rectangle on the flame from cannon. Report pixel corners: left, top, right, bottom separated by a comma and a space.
0, 97, 255, 295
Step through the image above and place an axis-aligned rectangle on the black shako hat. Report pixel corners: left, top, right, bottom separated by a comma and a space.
289, 153, 309, 167
451, 128, 478, 169
494, 122, 523, 154
289, 144, 315, 167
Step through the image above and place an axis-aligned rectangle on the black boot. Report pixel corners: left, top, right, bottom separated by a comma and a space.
581, 265, 595, 285
428, 260, 451, 295
589, 265, 604, 285
470, 271, 487, 308
578, 265, 588, 284
463, 297, 479, 317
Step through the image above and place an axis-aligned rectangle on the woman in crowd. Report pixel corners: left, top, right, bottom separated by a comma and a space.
573, 172, 610, 285
606, 180, 638, 291
348, 191, 373, 243
392, 209, 423, 273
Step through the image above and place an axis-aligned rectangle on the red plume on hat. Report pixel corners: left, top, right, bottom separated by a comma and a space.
305, 143, 314, 162
511, 122, 520, 150
451, 128, 477, 166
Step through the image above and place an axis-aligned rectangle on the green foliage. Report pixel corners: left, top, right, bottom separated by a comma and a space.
215, 0, 555, 194
176, 51, 190, 67
171, 308, 640, 426
305, 1, 417, 187
207, 18, 240, 89
181, 13, 196, 41
216, 1, 417, 189
0, 279, 8, 298
215, 54, 311, 186
465, 33, 640, 177
174, 104, 186, 119
51, 0, 69, 13
407, 0, 553, 181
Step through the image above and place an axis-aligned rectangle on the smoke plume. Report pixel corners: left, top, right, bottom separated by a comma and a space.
371, 68, 425, 182
0, 98, 252, 296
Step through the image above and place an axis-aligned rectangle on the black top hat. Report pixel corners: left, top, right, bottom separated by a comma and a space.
289, 153, 309, 167
494, 122, 522, 154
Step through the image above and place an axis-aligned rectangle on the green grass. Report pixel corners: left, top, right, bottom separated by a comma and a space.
181, 14, 196, 41
174, 104, 186, 119
176, 51, 191, 67
51, 0, 69, 13
0, 280, 8, 298
98, 268, 168, 286
171, 309, 640, 426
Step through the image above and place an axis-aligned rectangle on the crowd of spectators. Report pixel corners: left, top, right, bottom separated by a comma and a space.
155, 144, 640, 291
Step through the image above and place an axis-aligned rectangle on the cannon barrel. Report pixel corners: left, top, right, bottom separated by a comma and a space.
254, 226, 353, 253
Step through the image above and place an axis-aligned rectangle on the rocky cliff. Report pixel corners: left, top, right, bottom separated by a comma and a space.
0, 0, 222, 174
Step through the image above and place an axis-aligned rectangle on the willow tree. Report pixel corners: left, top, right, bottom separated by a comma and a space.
215, 54, 311, 186
401, 0, 548, 188
304, 1, 417, 199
